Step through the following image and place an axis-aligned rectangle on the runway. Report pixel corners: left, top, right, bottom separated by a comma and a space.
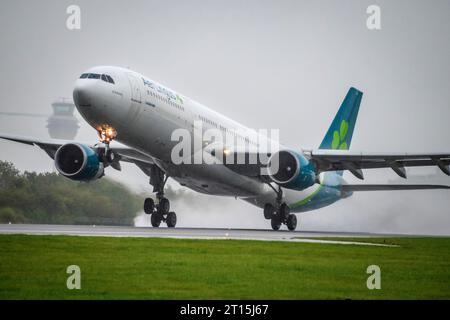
0, 224, 408, 246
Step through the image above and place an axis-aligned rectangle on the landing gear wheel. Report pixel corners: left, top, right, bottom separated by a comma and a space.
279, 203, 290, 219
271, 216, 282, 231
286, 214, 297, 231
144, 198, 155, 214
151, 213, 162, 227
166, 212, 177, 228
263, 203, 275, 220
105, 150, 116, 163
145, 166, 175, 227
158, 197, 170, 214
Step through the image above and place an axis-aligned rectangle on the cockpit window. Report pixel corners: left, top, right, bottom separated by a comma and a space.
80, 73, 114, 83
100, 74, 115, 84
106, 75, 115, 84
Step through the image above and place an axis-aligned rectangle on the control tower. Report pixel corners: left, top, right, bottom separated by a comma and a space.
46, 99, 80, 140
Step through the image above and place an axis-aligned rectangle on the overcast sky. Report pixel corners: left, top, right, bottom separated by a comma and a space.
0, 0, 449, 234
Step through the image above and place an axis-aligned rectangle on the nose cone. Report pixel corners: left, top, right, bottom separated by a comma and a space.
73, 80, 96, 108
73, 79, 105, 128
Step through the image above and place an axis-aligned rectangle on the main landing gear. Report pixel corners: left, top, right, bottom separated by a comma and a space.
264, 185, 297, 231
143, 166, 177, 228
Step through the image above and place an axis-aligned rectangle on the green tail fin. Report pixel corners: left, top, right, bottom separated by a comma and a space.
319, 87, 363, 150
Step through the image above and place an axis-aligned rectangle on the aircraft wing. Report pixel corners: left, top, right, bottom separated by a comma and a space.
215, 147, 450, 181
0, 133, 155, 173
308, 149, 450, 179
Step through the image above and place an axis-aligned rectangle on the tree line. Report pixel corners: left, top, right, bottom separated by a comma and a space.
0, 161, 142, 225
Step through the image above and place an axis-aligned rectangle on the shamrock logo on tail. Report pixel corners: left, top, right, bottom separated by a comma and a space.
332, 120, 349, 150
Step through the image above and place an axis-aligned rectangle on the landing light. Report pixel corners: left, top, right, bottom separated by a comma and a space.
98, 125, 117, 143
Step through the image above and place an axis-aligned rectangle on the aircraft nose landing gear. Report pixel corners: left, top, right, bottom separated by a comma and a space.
96, 125, 118, 166
143, 166, 177, 228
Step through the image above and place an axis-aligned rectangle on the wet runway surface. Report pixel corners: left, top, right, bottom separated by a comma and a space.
0, 224, 412, 246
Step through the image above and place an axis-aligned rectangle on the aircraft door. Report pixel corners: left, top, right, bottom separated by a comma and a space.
127, 73, 142, 103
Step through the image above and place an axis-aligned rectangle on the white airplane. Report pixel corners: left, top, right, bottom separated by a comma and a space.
1, 66, 449, 230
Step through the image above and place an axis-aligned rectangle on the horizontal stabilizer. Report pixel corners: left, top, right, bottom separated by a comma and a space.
342, 184, 450, 192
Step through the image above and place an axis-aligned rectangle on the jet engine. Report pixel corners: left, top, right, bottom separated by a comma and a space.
54, 143, 104, 181
267, 150, 316, 190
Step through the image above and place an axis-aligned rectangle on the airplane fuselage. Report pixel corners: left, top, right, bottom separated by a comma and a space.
73, 66, 344, 213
